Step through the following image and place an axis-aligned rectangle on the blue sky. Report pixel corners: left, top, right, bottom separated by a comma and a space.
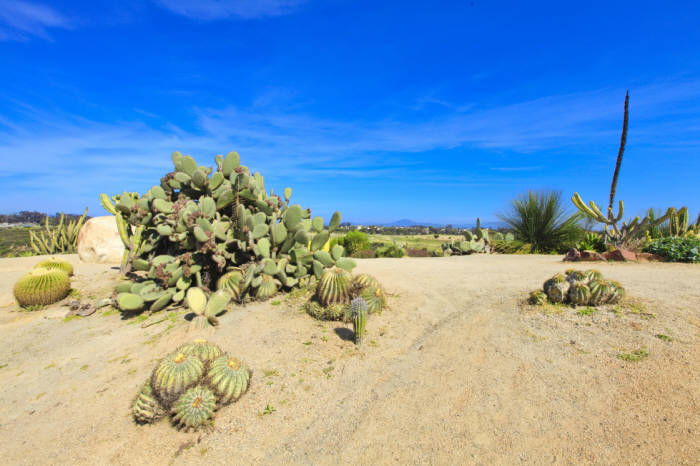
1, 0, 699, 225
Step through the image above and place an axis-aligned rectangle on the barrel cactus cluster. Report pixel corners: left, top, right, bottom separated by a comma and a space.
13, 258, 73, 309
529, 269, 625, 307
303, 271, 386, 321
132, 339, 250, 430
102, 150, 357, 319
441, 229, 515, 256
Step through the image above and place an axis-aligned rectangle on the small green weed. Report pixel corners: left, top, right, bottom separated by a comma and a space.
263, 369, 279, 377
63, 315, 82, 323
271, 300, 281, 306
618, 348, 649, 362
655, 334, 673, 342
576, 307, 597, 316
262, 403, 276, 415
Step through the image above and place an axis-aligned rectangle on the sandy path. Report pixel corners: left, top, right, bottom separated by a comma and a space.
0, 255, 697, 465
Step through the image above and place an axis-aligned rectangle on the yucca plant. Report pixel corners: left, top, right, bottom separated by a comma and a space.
498, 190, 583, 254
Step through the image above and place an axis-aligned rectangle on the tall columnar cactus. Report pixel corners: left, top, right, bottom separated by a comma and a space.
29, 209, 88, 255
103, 150, 356, 317
351, 298, 368, 346
13, 268, 71, 308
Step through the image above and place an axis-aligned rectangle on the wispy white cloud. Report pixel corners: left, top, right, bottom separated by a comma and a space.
0, 1, 70, 40
155, 0, 304, 20
2, 79, 700, 214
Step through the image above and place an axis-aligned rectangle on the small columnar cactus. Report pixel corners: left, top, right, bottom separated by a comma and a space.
178, 339, 223, 365
351, 298, 368, 346
132, 383, 165, 424
171, 385, 217, 430
152, 351, 204, 405
316, 268, 351, 306
34, 258, 74, 276
206, 355, 251, 405
13, 268, 71, 307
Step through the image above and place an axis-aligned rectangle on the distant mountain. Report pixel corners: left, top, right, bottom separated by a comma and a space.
351, 219, 509, 229
384, 219, 439, 227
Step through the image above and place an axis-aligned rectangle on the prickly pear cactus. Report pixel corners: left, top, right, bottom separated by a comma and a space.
206, 355, 250, 405
171, 385, 217, 430
13, 268, 71, 308
103, 150, 357, 317
351, 298, 368, 346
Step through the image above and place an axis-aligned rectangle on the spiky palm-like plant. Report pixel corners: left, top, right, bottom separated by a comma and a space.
498, 190, 583, 253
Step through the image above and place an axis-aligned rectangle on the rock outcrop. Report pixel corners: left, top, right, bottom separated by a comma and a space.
77, 216, 124, 264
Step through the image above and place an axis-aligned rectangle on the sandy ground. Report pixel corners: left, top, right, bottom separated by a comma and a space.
0, 254, 698, 465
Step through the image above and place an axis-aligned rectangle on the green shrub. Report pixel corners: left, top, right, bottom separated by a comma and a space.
498, 190, 584, 253
377, 244, 405, 258
642, 237, 700, 263
342, 231, 371, 255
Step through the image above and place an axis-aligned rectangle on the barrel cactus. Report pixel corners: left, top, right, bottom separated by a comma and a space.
13, 268, 71, 308
351, 273, 380, 292
351, 298, 368, 346
607, 280, 625, 304
151, 351, 204, 405
360, 285, 386, 314
178, 339, 223, 365
132, 383, 165, 424
545, 274, 570, 303
171, 385, 217, 430
216, 269, 243, 301
206, 355, 250, 405
316, 267, 351, 306
568, 282, 591, 306
528, 290, 547, 305
34, 258, 74, 276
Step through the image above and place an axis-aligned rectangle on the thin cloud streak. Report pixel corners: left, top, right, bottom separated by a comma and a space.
2, 79, 700, 213
0, 1, 70, 40
154, 0, 304, 20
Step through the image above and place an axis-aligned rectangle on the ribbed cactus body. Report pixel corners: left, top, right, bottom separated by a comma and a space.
351, 298, 368, 346
316, 268, 351, 306
13, 268, 71, 307
34, 258, 73, 276
352, 274, 379, 291
360, 286, 386, 314
255, 274, 278, 300
607, 280, 625, 304
546, 280, 570, 304
152, 352, 204, 405
132, 383, 165, 424
543, 272, 566, 296
216, 270, 243, 301
206, 355, 250, 405
568, 283, 591, 306
528, 290, 547, 305
584, 269, 603, 282
171, 385, 217, 430
178, 340, 222, 365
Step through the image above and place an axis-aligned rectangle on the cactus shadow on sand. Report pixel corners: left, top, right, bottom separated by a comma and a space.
334, 327, 354, 341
